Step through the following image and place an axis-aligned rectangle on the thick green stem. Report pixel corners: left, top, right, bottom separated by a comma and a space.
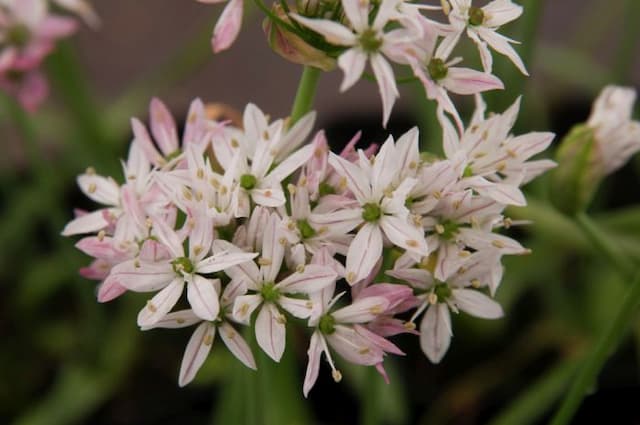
549, 272, 640, 425
575, 212, 636, 279
289, 66, 321, 126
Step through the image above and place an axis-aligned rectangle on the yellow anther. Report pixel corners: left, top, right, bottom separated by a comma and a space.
145, 218, 153, 228
433, 190, 442, 199
264, 190, 272, 197
97, 230, 106, 241
193, 245, 203, 256
276, 313, 287, 324
239, 303, 250, 316
471, 278, 481, 288
287, 184, 296, 195
409, 161, 417, 169
305, 301, 314, 309
258, 257, 272, 266
507, 149, 517, 158
220, 186, 228, 195
134, 259, 141, 268
482, 130, 489, 140
296, 264, 305, 273
369, 305, 383, 315
406, 239, 419, 248
226, 330, 236, 339
231, 139, 239, 148
196, 168, 205, 179
492, 239, 505, 248
262, 130, 269, 140
440, 0, 450, 15
176, 318, 185, 324
85, 166, 96, 175
338, 177, 347, 190
87, 183, 97, 194
458, 250, 471, 258
404, 321, 416, 331
195, 191, 203, 201
278, 237, 287, 245
204, 334, 214, 346
358, 347, 370, 355
182, 187, 193, 201
147, 301, 157, 313
317, 226, 329, 235
473, 151, 487, 159
496, 161, 507, 172
428, 293, 438, 305
503, 217, 513, 228
332, 370, 343, 382
435, 224, 445, 234
210, 178, 220, 189
346, 272, 356, 284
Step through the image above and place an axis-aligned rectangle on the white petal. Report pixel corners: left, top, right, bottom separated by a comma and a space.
178, 322, 216, 387
338, 48, 368, 92
251, 187, 286, 207
219, 321, 257, 370
137, 279, 185, 327
289, 14, 357, 46
370, 54, 399, 127
276, 264, 337, 293
303, 331, 324, 398
379, 215, 428, 255
267, 144, 314, 183
476, 27, 528, 75
255, 304, 286, 362
332, 296, 390, 324
149, 215, 184, 258
232, 294, 263, 324
443, 67, 504, 95
187, 275, 220, 321
109, 260, 174, 292
452, 288, 504, 318
341, 0, 369, 31
346, 223, 383, 285
278, 296, 315, 319
141, 309, 201, 330
61, 209, 110, 236
196, 251, 258, 273
260, 213, 286, 282
419, 304, 452, 363
77, 174, 120, 206
328, 153, 372, 203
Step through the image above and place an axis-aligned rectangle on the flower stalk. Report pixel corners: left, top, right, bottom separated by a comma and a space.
289, 65, 321, 126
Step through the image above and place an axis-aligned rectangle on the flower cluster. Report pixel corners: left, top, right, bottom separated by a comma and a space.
201, 0, 525, 127
63, 92, 554, 394
0, 0, 97, 111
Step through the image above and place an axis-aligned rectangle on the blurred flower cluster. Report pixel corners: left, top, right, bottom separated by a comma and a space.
0, 0, 96, 111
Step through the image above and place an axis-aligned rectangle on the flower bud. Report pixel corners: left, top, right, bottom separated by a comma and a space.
551, 86, 640, 215
263, 4, 336, 72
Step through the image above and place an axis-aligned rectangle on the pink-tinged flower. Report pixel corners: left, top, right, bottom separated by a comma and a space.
105, 211, 257, 326
439, 96, 556, 205
142, 277, 256, 387
291, 0, 420, 126
586, 85, 640, 175
401, 22, 504, 131
0, 0, 77, 71
231, 212, 337, 362
0, 67, 48, 112
419, 189, 527, 282
440, 0, 527, 75
325, 138, 429, 284
303, 279, 399, 397
61, 141, 158, 242
388, 249, 504, 363
210, 104, 315, 215
197, 0, 243, 53
131, 98, 213, 168
280, 184, 356, 258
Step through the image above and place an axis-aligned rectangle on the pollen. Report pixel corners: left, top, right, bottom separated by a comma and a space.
492, 240, 506, 248
210, 178, 221, 188
193, 245, 203, 256
87, 183, 97, 194
369, 304, 383, 315
287, 184, 296, 195
458, 250, 471, 257
176, 318, 185, 324
338, 177, 347, 190
428, 293, 438, 305
226, 329, 236, 339
496, 161, 507, 172
279, 237, 287, 245
231, 138, 239, 148
276, 313, 287, 324
134, 259, 141, 268
182, 187, 193, 201
97, 230, 106, 241
263, 130, 269, 140
305, 301, 313, 309
204, 334, 214, 346
404, 322, 416, 331
433, 190, 442, 199
264, 190, 272, 197
507, 148, 517, 158
406, 239, 419, 248
471, 278, 481, 288
409, 161, 417, 169
258, 257, 272, 266
473, 152, 487, 159
147, 301, 157, 313
332, 369, 343, 382
435, 224, 445, 234
317, 226, 328, 235
85, 166, 96, 175
296, 264, 305, 273
346, 272, 356, 284
239, 303, 250, 316
503, 217, 513, 228
358, 347, 370, 355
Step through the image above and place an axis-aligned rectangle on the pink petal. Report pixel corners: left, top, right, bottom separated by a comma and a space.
276, 264, 337, 293
337, 48, 367, 92
443, 67, 504, 95
137, 278, 185, 327
149, 98, 179, 156
179, 322, 216, 386
333, 296, 390, 324
255, 303, 286, 362
219, 321, 256, 369
212, 0, 243, 53
232, 294, 263, 324
186, 275, 220, 321
303, 331, 324, 398
419, 304, 452, 363
346, 223, 383, 285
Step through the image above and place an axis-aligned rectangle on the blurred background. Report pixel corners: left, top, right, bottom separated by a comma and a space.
1, 0, 640, 424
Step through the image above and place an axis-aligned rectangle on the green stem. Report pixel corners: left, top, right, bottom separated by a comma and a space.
289, 66, 321, 126
613, 0, 640, 82
575, 212, 636, 279
549, 272, 640, 425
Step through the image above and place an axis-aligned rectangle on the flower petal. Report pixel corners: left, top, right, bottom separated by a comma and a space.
276, 264, 337, 293
255, 303, 286, 362
137, 278, 185, 327
186, 275, 220, 321
219, 321, 257, 370
232, 294, 263, 324
179, 322, 216, 387
452, 289, 504, 318
419, 303, 452, 363
303, 331, 323, 398
346, 223, 383, 284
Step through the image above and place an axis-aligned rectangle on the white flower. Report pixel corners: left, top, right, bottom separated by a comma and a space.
440, 0, 528, 75
231, 211, 337, 361
291, 0, 420, 126
587, 85, 640, 175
